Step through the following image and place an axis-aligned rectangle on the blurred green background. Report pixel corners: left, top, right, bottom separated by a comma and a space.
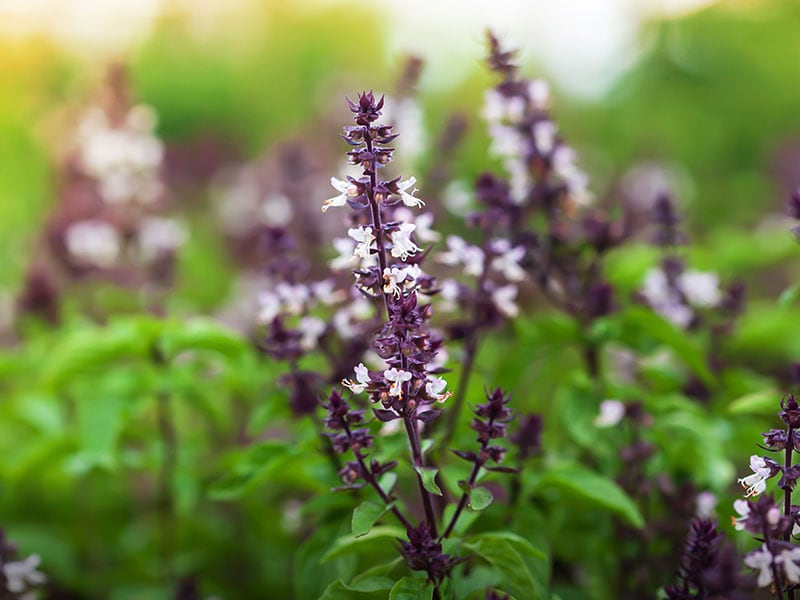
2, 0, 800, 298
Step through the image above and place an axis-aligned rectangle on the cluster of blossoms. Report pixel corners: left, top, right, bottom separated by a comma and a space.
732, 394, 800, 595
638, 195, 745, 332
319, 90, 520, 589
0, 531, 46, 599
17, 65, 188, 322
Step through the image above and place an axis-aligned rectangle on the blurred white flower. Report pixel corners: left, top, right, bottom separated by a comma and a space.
532, 121, 557, 154
138, 217, 188, 262
298, 316, 326, 351
491, 284, 519, 318
3, 553, 45, 594
65, 220, 121, 268
594, 399, 625, 427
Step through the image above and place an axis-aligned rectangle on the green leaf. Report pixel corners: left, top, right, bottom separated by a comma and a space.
352, 500, 393, 538
728, 389, 780, 415
469, 486, 493, 511
779, 282, 800, 308
43, 318, 161, 389
160, 318, 248, 361
617, 306, 714, 385
321, 526, 405, 563
72, 393, 125, 471
414, 466, 443, 496
536, 463, 644, 529
389, 577, 434, 600
379, 472, 398, 496
319, 580, 387, 600
464, 532, 546, 599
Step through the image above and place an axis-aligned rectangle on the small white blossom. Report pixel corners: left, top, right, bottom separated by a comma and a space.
298, 316, 326, 351
65, 220, 121, 268
383, 264, 421, 297
438, 279, 460, 313
3, 553, 45, 594
491, 242, 526, 282
679, 271, 722, 308
640, 268, 693, 329
696, 491, 717, 518
343, 362, 371, 394
411, 211, 441, 242
738, 455, 774, 498
506, 158, 530, 206
777, 548, 800, 584
323, 177, 358, 212
397, 177, 424, 208
527, 79, 550, 110
438, 236, 484, 277
311, 279, 346, 305
330, 237, 357, 270
259, 193, 294, 226
348, 226, 376, 260
488, 124, 525, 159
492, 284, 519, 318
425, 376, 451, 402
138, 217, 188, 262
532, 121, 557, 155
390, 223, 420, 260
276, 283, 309, 315
256, 291, 281, 324
384, 368, 412, 397
732, 498, 750, 530
482, 89, 526, 124
594, 399, 625, 427
745, 547, 774, 588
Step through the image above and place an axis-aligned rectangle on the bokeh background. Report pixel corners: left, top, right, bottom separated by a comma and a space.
3, 0, 800, 305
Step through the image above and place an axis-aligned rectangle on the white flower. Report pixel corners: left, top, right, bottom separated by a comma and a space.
383, 267, 408, 297
442, 180, 473, 216
437, 279, 461, 313
732, 498, 750, 530
348, 226, 376, 260
552, 145, 593, 207
384, 368, 412, 397
259, 193, 294, 226
276, 283, 309, 315
594, 399, 625, 427
532, 121, 557, 155
492, 284, 519, 318
696, 491, 717, 518
138, 217, 188, 262
256, 291, 281, 324
323, 176, 358, 212
64, 220, 121, 268
738, 455, 775, 498
411, 211, 440, 242
330, 237, 356, 270
678, 270, 722, 308
3, 553, 45, 594
527, 79, 550, 110
343, 362, 371, 394
390, 223, 420, 260
425, 376, 451, 402
298, 316, 326, 351
397, 177, 424, 208
488, 124, 525, 159
438, 236, 484, 277
311, 279, 346, 305
332, 298, 373, 339
482, 89, 526, 124
776, 548, 800, 584
383, 264, 421, 297
745, 547, 774, 588
491, 242, 526, 282
640, 268, 693, 329
506, 158, 530, 206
